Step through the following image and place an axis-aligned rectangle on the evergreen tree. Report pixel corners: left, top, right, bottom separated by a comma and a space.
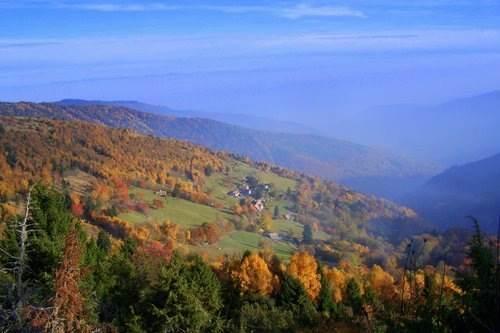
318, 272, 336, 318
0, 185, 73, 301
238, 296, 293, 333
96, 230, 112, 253
141, 254, 225, 333
99, 239, 144, 329
273, 206, 280, 219
303, 224, 313, 244
458, 218, 498, 333
345, 278, 363, 317
277, 274, 318, 327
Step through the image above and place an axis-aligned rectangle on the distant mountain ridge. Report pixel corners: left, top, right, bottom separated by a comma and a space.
406, 152, 500, 232
337, 90, 500, 166
439, 90, 500, 112
0, 101, 434, 196
56, 99, 314, 135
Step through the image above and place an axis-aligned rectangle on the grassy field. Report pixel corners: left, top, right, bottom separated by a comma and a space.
272, 219, 303, 238
204, 161, 298, 209
227, 161, 298, 193
118, 173, 307, 259
199, 231, 296, 259
120, 187, 231, 227
204, 173, 239, 207
62, 165, 322, 262
271, 219, 331, 241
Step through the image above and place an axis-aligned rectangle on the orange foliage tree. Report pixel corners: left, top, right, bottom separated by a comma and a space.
232, 253, 277, 296
288, 251, 321, 300
366, 265, 397, 301
323, 267, 347, 303
69, 193, 84, 217
37, 226, 89, 333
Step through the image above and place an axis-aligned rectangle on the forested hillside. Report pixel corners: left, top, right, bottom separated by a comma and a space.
57, 99, 313, 134
406, 153, 500, 232
0, 101, 433, 196
0, 117, 498, 332
0, 177, 496, 332
0, 116, 419, 260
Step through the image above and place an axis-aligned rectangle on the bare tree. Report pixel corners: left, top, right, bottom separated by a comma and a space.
0, 186, 35, 328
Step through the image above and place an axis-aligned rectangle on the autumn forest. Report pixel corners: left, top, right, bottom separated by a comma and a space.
0, 115, 497, 333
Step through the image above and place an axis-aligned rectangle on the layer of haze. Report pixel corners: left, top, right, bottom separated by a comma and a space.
1, 0, 500, 165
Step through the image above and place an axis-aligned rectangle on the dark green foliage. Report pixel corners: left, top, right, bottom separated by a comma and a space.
0, 186, 73, 300
238, 296, 294, 333
81, 236, 112, 325
139, 254, 225, 333
318, 272, 336, 318
245, 176, 259, 188
277, 274, 318, 327
84, 193, 101, 218
28, 186, 73, 293
0, 185, 78, 331
98, 240, 144, 329
204, 164, 214, 176
96, 230, 112, 253
4, 143, 17, 168
273, 206, 280, 219
106, 204, 119, 217
302, 224, 313, 244
345, 279, 363, 316
456, 219, 499, 333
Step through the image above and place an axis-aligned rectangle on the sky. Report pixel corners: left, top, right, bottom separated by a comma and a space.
1, 0, 500, 126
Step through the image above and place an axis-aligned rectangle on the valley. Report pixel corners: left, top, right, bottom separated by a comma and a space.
0, 116, 416, 264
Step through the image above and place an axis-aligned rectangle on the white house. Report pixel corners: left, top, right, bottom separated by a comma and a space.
155, 189, 167, 197
252, 199, 265, 212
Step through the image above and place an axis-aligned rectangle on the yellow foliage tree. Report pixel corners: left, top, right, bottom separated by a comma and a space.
367, 265, 397, 301
324, 267, 347, 303
261, 212, 273, 232
232, 253, 276, 296
288, 251, 321, 300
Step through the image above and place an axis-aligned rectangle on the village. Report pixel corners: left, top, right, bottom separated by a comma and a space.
227, 175, 270, 211
151, 174, 301, 245
228, 176, 299, 244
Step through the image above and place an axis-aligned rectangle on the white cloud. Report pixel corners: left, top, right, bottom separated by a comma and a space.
10, 1, 366, 19
61, 3, 180, 12
279, 4, 366, 19
1, 29, 499, 89
2, 29, 499, 63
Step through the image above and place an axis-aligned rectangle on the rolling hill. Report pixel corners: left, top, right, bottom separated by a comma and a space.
0, 116, 420, 260
405, 152, 500, 232
0, 101, 434, 198
56, 99, 314, 134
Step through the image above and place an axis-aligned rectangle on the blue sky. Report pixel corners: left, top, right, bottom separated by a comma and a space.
1, 0, 500, 125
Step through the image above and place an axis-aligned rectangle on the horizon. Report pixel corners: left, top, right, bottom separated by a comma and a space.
1, 0, 500, 125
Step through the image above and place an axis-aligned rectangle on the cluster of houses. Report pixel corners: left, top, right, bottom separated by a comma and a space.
228, 176, 272, 212
227, 182, 270, 199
